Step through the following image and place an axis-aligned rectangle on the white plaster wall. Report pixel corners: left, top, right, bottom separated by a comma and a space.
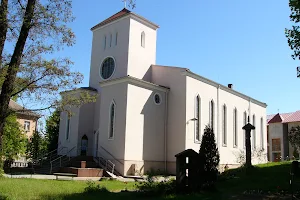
127, 18, 157, 81
125, 84, 165, 169
185, 76, 267, 165
78, 102, 96, 156
98, 83, 128, 174
268, 123, 283, 161
58, 107, 80, 157
151, 66, 187, 173
89, 17, 131, 89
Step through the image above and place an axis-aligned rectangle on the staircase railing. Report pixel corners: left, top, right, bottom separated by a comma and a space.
93, 150, 115, 174
34, 147, 67, 166
49, 146, 76, 174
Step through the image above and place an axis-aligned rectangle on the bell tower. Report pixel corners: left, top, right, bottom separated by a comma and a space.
89, 8, 159, 89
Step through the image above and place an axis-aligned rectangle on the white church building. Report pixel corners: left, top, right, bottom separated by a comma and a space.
58, 8, 268, 176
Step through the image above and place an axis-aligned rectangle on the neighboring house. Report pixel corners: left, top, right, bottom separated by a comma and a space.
58, 8, 268, 175
9, 99, 40, 139
267, 111, 300, 162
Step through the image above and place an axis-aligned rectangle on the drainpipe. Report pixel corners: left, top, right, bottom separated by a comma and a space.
164, 90, 169, 173
217, 85, 220, 150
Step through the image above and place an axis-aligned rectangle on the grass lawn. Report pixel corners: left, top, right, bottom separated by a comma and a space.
0, 161, 299, 200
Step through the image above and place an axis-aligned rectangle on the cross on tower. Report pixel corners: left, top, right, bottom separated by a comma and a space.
122, 0, 127, 8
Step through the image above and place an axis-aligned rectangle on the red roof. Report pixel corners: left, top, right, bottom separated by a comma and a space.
91, 8, 159, 31
91, 8, 131, 30
268, 111, 300, 124
268, 113, 282, 123
283, 110, 300, 123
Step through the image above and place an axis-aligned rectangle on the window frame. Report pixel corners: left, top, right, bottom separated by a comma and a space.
209, 100, 215, 130
108, 101, 116, 140
24, 121, 30, 132
115, 32, 118, 46
66, 115, 70, 141
104, 35, 107, 50
141, 31, 145, 48
261, 117, 264, 149
100, 57, 116, 80
233, 108, 238, 148
195, 95, 201, 143
222, 104, 227, 146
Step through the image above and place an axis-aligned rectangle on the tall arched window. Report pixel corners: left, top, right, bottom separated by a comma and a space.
209, 100, 214, 130
66, 114, 70, 140
252, 114, 256, 149
222, 104, 227, 146
141, 31, 145, 47
109, 101, 116, 139
243, 111, 247, 148
233, 108, 238, 147
261, 117, 264, 149
195, 95, 201, 142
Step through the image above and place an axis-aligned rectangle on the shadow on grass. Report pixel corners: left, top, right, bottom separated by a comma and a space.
40, 190, 223, 200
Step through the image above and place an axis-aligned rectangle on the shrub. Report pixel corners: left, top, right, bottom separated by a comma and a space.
84, 181, 108, 193
199, 125, 220, 189
136, 179, 176, 197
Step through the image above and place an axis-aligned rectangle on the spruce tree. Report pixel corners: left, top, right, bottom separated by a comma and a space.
199, 125, 220, 188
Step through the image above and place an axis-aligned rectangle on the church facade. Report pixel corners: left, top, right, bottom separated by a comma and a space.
58, 8, 268, 175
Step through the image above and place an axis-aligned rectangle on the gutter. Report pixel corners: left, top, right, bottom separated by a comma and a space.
164, 90, 169, 173
217, 85, 220, 150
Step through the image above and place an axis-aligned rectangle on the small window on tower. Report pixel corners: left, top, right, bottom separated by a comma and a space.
141, 31, 145, 48
115, 32, 118, 46
110, 34, 112, 47
104, 35, 107, 50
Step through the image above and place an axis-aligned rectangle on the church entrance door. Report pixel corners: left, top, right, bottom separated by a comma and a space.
81, 135, 88, 156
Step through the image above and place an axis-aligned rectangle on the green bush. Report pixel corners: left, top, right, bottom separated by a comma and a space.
84, 181, 108, 193
136, 179, 176, 197
199, 125, 220, 189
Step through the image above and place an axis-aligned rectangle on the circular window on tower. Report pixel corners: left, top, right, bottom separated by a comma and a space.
100, 57, 115, 80
154, 93, 161, 105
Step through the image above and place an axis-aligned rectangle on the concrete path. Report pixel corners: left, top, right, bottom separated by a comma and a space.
3, 174, 101, 181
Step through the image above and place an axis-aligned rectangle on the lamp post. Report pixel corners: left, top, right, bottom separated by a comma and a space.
242, 116, 255, 168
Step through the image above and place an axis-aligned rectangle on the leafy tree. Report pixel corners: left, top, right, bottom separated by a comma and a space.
45, 110, 60, 152
0, 0, 97, 170
199, 125, 220, 188
26, 131, 47, 161
2, 114, 27, 167
288, 126, 300, 154
286, 0, 300, 60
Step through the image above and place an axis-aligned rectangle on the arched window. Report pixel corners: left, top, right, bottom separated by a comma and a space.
115, 32, 118, 46
104, 35, 107, 50
252, 114, 256, 149
243, 111, 247, 148
66, 114, 70, 140
195, 95, 201, 142
233, 108, 238, 147
109, 101, 116, 139
222, 104, 227, 146
261, 117, 264, 149
209, 100, 214, 130
141, 31, 145, 47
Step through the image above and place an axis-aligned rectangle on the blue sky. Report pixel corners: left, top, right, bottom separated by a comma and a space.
64, 0, 298, 115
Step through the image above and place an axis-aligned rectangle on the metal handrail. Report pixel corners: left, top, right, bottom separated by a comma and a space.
94, 150, 115, 174
99, 146, 123, 165
49, 146, 76, 173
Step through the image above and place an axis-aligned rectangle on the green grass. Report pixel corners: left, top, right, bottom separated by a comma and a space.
0, 162, 299, 200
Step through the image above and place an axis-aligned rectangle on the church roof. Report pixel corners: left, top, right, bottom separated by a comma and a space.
91, 8, 159, 31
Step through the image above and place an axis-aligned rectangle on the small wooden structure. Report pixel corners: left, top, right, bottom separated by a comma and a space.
175, 149, 199, 192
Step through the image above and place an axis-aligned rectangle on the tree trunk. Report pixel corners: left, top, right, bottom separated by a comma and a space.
0, 0, 37, 156
0, 0, 8, 67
